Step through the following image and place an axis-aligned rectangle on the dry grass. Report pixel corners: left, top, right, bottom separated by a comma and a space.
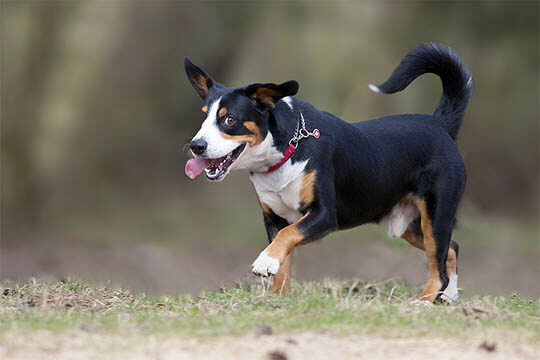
1, 278, 538, 337
0, 278, 538, 359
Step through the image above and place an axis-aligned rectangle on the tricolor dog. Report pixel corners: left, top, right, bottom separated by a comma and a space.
184, 43, 472, 303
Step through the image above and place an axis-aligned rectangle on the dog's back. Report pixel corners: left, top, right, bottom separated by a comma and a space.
275, 44, 473, 228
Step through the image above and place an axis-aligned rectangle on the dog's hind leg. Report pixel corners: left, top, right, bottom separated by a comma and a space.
441, 240, 459, 302
401, 220, 459, 302
413, 184, 464, 303
413, 198, 446, 302
401, 218, 424, 250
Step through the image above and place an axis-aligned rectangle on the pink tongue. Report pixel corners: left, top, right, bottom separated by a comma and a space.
185, 158, 212, 179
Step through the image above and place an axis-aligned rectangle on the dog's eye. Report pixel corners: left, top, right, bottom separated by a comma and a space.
224, 115, 236, 126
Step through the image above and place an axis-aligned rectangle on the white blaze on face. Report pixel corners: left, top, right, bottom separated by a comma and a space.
192, 97, 239, 158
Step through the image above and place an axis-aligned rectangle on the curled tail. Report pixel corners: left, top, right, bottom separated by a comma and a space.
370, 43, 473, 140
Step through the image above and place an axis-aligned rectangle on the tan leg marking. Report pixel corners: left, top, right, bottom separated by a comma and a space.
446, 246, 457, 275
402, 216, 458, 301
201, 105, 208, 113
258, 198, 296, 292
265, 213, 307, 263
403, 230, 457, 274
401, 229, 424, 250
414, 198, 442, 302
272, 249, 293, 295
403, 225, 458, 301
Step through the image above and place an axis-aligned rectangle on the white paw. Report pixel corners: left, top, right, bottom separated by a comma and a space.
441, 272, 459, 303
251, 250, 280, 277
410, 299, 434, 307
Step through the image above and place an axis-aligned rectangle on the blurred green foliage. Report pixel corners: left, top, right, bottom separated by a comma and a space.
3, 2, 538, 234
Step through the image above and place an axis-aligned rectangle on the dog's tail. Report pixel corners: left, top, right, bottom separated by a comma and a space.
369, 43, 472, 141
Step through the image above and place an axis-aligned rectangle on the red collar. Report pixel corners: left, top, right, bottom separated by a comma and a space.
266, 113, 320, 173
266, 144, 297, 173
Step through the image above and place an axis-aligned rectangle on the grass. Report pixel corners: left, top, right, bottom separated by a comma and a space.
1, 278, 539, 344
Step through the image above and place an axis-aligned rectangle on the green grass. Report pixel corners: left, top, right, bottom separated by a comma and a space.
1, 278, 538, 343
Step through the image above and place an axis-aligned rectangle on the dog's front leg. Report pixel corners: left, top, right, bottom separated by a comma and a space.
252, 201, 338, 279
272, 251, 293, 294
260, 204, 293, 294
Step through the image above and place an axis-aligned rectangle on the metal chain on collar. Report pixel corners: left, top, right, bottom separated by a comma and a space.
289, 112, 320, 146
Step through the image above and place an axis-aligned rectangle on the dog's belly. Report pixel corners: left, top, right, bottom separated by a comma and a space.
387, 195, 419, 238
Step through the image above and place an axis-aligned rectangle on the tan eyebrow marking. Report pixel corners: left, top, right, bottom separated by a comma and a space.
220, 121, 263, 147
218, 107, 227, 118
201, 105, 208, 113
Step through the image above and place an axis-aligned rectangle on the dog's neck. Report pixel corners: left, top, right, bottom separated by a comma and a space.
267, 109, 299, 153
235, 107, 301, 173
233, 131, 282, 172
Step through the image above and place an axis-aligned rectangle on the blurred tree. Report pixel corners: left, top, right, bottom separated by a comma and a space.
3, 2, 66, 233
1, 1, 538, 245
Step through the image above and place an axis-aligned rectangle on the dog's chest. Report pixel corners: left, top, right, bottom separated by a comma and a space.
250, 160, 308, 224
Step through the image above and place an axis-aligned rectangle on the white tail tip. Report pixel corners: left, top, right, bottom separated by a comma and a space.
368, 84, 381, 93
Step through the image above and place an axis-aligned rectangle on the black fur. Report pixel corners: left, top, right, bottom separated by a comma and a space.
375, 43, 472, 140
185, 43, 472, 297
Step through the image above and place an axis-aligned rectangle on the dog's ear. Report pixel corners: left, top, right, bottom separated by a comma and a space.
184, 57, 216, 99
243, 80, 299, 108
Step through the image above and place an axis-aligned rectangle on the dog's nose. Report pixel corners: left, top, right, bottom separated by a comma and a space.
190, 139, 207, 156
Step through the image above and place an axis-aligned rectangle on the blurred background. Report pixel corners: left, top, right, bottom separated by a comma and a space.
2, 1, 538, 297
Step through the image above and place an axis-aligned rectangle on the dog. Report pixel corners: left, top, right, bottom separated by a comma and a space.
184, 43, 472, 303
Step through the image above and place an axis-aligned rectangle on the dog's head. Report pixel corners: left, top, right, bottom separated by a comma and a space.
184, 58, 298, 182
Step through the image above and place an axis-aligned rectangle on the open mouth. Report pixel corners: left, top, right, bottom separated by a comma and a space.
185, 144, 246, 182
204, 143, 246, 181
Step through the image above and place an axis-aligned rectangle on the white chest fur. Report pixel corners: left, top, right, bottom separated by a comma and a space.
250, 159, 308, 223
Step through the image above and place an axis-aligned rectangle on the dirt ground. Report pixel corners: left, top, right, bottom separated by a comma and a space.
1, 236, 538, 297
1, 331, 537, 360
